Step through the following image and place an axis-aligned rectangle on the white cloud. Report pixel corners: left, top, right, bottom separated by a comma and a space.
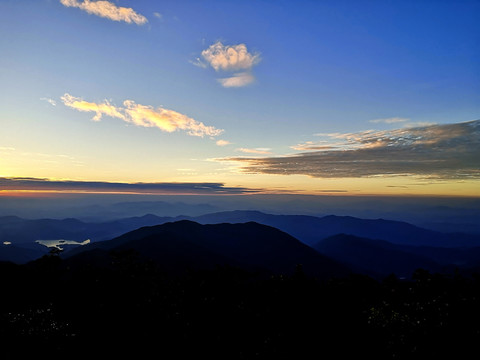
197, 41, 260, 88
237, 148, 272, 155
41, 97, 57, 106
61, 93, 125, 121
218, 72, 255, 88
201, 41, 260, 72
290, 141, 337, 151
190, 57, 208, 69
216, 140, 231, 146
403, 121, 437, 128
61, 93, 223, 137
153, 12, 162, 20
60, 0, 148, 25
368, 118, 439, 129
369, 117, 409, 124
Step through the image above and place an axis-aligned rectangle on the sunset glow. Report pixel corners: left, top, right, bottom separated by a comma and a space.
0, 0, 478, 198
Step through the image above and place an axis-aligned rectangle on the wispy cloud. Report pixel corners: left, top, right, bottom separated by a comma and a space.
403, 121, 437, 128
60, 0, 148, 25
0, 149, 84, 168
218, 72, 255, 88
153, 12, 162, 20
61, 94, 124, 122
41, 97, 57, 106
368, 117, 438, 128
317, 189, 349, 193
0, 177, 260, 195
216, 139, 231, 146
224, 120, 480, 180
61, 93, 223, 137
190, 57, 208, 69
290, 141, 338, 151
196, 41, 260, 88
236, 148, 272, 155
369, 117, 409, 124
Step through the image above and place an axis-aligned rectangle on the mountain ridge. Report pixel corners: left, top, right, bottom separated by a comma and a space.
65, 220, 351, 279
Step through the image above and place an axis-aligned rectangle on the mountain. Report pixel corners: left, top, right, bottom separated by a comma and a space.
0, 244, 48, 264
313, 234, 444, 278
3, 210, 480, 266
190, 210, 480, 247
4, 211, 479, 249
68, 201, 221, 221
394, 245, 480, 269
66, 220, 350, 279
0, 214, 177, 263
0, 216, 89, 244
0, 214, 173, 245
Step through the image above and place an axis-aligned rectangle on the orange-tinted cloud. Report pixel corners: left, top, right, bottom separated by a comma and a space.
61, 93, 223, 137
196, 41, 260, 88
60, 0, 147, 25
216, 140, 231, 146
61, 94, 125, 121
237, 148, 272, 155
201, 42, 260, 72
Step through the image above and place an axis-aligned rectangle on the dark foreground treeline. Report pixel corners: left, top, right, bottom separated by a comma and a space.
1, 252, 480, 359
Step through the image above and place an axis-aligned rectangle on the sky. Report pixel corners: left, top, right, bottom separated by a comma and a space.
0, 0, 479, 197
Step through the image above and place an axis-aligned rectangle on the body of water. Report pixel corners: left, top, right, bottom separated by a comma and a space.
35, 239, 91, 250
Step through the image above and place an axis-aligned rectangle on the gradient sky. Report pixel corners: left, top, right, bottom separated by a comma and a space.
0, 0, 479, 197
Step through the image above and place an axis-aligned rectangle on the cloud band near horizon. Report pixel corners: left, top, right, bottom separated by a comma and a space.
0, 178, 260, 195
223, 120, 480, 180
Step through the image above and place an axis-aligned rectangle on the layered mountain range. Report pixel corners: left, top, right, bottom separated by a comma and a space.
2, 210, 480, 278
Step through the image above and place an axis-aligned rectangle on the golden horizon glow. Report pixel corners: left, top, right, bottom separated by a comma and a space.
2, 3, 478, 200
1, 174, 479, 197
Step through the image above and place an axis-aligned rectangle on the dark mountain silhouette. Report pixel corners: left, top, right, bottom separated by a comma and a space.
3, 210, 479, 249
66, 220, 350, 279
189, 210, 480, 247
4, 247, 480, 359
0, 244, 48, 264
396, 245, 480, 269
0, 214, 179, 263
0, 214, 173, 245
3, 210, 480, 267
314, 234, 444, 278
0, 215, 90, 244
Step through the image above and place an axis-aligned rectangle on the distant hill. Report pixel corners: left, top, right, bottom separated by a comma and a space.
66, 220, 350, 279
0, 215, 91, 244
3, 210, 480, 266
0, 214, 173, 245
313, 234, 444, 278
0, 244, 48, 264
107, 201, 220, 218
189, 210, 480, 247
3, 211, 479, 249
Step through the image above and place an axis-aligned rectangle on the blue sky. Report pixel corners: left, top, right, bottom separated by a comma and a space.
0, 0, 479, 196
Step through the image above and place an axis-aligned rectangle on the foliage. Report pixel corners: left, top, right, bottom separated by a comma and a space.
1, 254, 480, 359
